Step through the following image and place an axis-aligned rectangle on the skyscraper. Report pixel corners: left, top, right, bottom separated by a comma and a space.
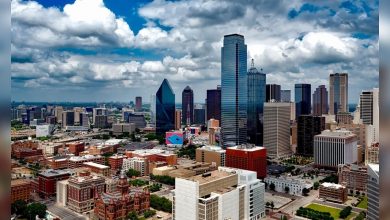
297, 115, 325, 156
62, 111, 75, 128
313, 85, 328, 116
367, 163, 379, 220
266, 84, 281, 102
281, 90, 291, 102
156, 79, 175, 135
206, 86, 221, 122
221, 34, 247, 147
329, 73, 348, 115
150, 94, 156, 125
247, 59, 266, 145
181, 86, 194, 126
175, 109, 181, 130
360, 89, 379, 126
135, 96, 142, 111
263, 102, 291, 158
295, 83, 311, 117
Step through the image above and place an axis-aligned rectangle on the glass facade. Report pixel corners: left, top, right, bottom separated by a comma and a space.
266, 84, 281, 102
156, 79, 175, 135
295, 84, 311, 117
312, 85, 328, 116
181, 86, 194, 126
206, 86, 221, 121
329, 73, 348, 115
221, 34, 247, 147
247, 64, 266, 145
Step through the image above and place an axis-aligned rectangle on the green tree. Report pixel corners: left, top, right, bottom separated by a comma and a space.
302, 188, 310, 196
313, 181, 320, 190
143, 209, 156, 218
339, 206, 352, 219
150, 195, 172, 213
149, 183, 162, 192
24, 202, 47, 220
284, 186, 290, 194
127, 211, 139, 220
11, 200, 27, 215
126, 168, 141, 178
270, 183, 276, 191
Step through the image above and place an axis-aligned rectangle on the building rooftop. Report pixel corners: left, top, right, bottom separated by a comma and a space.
368, 163, 379, 175
185, 170, 235, 185
39, 169, 70, 177
321, 182, 345, 189
69, 154, 102, 161
317, 129, 356, 138
199, 145, 226, 153
11, 179, 30, 186
83, 162, 109, 169
227, 144, 265, 152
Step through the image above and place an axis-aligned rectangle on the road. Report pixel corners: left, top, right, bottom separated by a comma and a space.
280, 190, 319, 216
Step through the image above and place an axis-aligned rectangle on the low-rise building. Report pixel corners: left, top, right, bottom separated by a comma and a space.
366, 142, 379, 165
195, 145, 226, 167
46, 156, 69, 169
83, 162, 110, 176
112, 123, 135, 136
108, 154, 126, 171
122, 157, 148, 176
319, 182, 348, 203
68, 155, 104, 169
38, 169, 71, 198
11, 179, 31, 203
264, 176, 313, 195
338, 164, 368, 193
126, 149, 177, 165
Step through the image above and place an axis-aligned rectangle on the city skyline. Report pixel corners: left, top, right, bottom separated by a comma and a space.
11, 0, 378, 103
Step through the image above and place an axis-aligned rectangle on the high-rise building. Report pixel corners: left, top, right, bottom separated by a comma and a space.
175, 109, 181, 130
225, 144, 267, 178
94, 115, 107, 129
295, 83, 311, 117
221, 34, 247, 147
314, 129, 357, 169
266, 84, 281, 102
360, 88, 379, 142
247, 59, 266, 145
182, 86, 194, 126
135, 96, 142, 111
128, 113, 146, 128
62, 111, 75, 128
93, 108, 107, 125
173, 167, 265, 220
367, 163, 379, 220
79, 112, 89, 128
281, 90, 291, 102
194, 107, 206, 125
313, 85, 328, 116
55, 106, 63, 123
297, 115, 325, 156
150, 94, 156, 125
206, 86, 221, 121
156, 79, 175, 135
263, 102, 291, 158
329, 73, 348, 115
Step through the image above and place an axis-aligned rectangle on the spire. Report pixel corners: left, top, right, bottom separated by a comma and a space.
251, 58, 254, 68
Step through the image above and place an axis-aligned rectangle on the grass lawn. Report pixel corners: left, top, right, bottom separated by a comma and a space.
356, 196, 368, 209
306, 203, 356, 220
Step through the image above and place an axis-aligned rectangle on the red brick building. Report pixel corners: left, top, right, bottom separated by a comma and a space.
67, 170, 106, 213
338, 164, 368, 193
125, 149, 177, 165
13, 148, 43, 159
83, 162, 110, 176
226, 145, 267, 179
11, 179, 31, 203
37, 169, 71, 198
11, 140, 39, 156
46, 156, 69, 169
67, 142, 85, 156
94, 173, 150, 220
68, 155, 105, 169
108, 154, 126, 171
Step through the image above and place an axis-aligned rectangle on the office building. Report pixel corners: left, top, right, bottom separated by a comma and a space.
226, 144, 267, 178
112, 123, 136, 136
297, 115, 325, 156
360, 88, 379, 143
338, 123, 367, 147
93, 108, 107, 125
108, 154, 126, 171
221, 34, 247, 147
366, 142, 379, 165
194, 107, 206, 125
338, 164, 368, 193
196, 145, 226, 167
122, 157, 149, 176
266, 84, 281, 102
80, 112, 89, 128
336, 112, 352, 124
125, 149, 177, 166
319, 182, 348, 203
94, 115, 107, 129
182, 86, 194, 126
175, 109, 181, 130
11, 179, 31, 203
264, 176, 313, 195
281, 90, 291, 102
68, 155, 105, 169
295, 84, 311, 117
206, 86, 221, 121
263, 102, 291, 158
36, 124, 54, 137
173, 167, 265, 220
367, 163, 379, 220
314, 129, 357, 169
38, 169, 71, 198
83, 162, 110, 177
62, 111, 75, 128
329, 73, 348, 115
150, 94, 156, 125
135, 96, 142, 111
156, 79, 175, 135
67, 142, 85, 156
55, 106, 63, 123
313, 85, 328, 116
67, 171, 106, 213
247, 59, 266, 145
127, 113, 146, 129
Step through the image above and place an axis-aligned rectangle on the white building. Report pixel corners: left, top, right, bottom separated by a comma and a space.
56, 179, 69, 206
359, 88, 379, 144
367, 163, 379, 220
36, 124, 54, 137
173, 167, 265, 220
263, 102, 291, 158
122, 157, 148, 176
264, 176, 313, 195
314, 129, 357, 169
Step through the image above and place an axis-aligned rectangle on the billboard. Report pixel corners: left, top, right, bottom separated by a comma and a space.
166, 131, 184, 145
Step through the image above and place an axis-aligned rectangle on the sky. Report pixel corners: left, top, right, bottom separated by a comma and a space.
11, 0, 379, 103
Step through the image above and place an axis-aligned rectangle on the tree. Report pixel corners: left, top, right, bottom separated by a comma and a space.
150, 195, 172, 213
339, 206, 352, 219
265, 202, 270, 207
127, 211, 139, 220
11, 200, 27, 215
143, 209, 156, 218
269, 183, 276, 191
270, 201, 275, 212
314, 181, 320, 190
284, 186, 290, 194
24, 202, 47, 220
149, 183, 162, 192
126, 168, 141, 178
302, 188, 310, 196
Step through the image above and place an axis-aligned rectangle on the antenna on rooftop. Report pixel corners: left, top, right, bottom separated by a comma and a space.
251, 58, 254, 68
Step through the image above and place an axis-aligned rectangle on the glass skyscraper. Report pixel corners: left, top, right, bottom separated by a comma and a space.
295, 83, 311, 117
181, 86, 194, 126
266, 84, 281, 102
313, 85, 328, 116
156, 79, 175, 135
247, 60, 266, 145
329, 73, 348, 115
221, 34, 247, 147
206, 85, 221, 121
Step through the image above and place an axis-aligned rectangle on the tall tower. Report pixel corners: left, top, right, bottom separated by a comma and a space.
329, 73, 348, 115
182, 86, 194, 126
221, 34, 247, 147
156, 79, 175, 135
206, 86, 221, 121
313, 85, 328, 116
295, 83, 311, 117
266, 84, 281, 102
247, 59, 266, 145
